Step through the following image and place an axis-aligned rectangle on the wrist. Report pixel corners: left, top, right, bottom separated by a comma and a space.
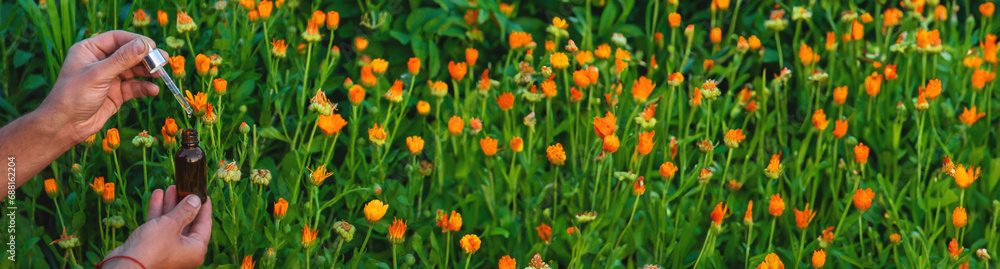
98, 255, 146, 269
33, 103, 82, 146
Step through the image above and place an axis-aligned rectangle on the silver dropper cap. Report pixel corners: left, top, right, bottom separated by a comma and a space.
142, 46, 167, 73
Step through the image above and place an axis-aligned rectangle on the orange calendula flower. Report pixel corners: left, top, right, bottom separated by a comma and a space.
864, 72, 882, 97
812, 250, 826, 268
176, 12, 197, 33
306, 164, 334, 186
309, 10, 326, 26
633, 176, 646, 195
416, 101, 430, 115
509, 32, 533, 49
632, 76, 655, 103
769, 194, 785, 217
703, 59, 714, 71
924, 79, 941, 99
355, 37, 369, 51
748, 35, 761, 50
853, 188, 875, 211
593, 112, 617, 139
449, 61, 468, 80
724, 129, 745, 148
169, 55, 186, 77
536, 223, 552, 244
510, 137, 524, 152
833, 86, 848, 105
480, 137, 498, 156
157, 10, 169, 26
212, 78, 228, 95
573, 70, 591, 88
884, 64, 898, 80
949, 238, 964, 257
982, 2, 995, 16
385, 80, 404, 103
812, 109, 829, 130
448, 116, 464, 135
460, 234, 481, 254
659, 162, 678, 179
958, 106, 986, 126
240, 256, 254, 269
43, 178, 58, 196
744, 200, 754, 225
499, 255, 516, 269
317, 114, 348, 136
133, 9, 150, 27
368, 123, 387, 146
371, 58, 388, 75
576, 50, 594, 65
248, 10, 259, 22
541, 79, 557, 98
363, 199, 388, 224
90, 177, 105, 194
764, 152, 782, 179
387, 218, 407, 244
953, 207, 967, 228
406, 136, 424, 154
552, 16, 567, 29
104, 128, 120, 151
546, 143, 566, 166
799, 43, 816, 65
602, 134, 620, 153
349, 85, 366, 105
302, 21, 321, 42
360, 66, 377, 87
825, 32, 837, 51
710, 27, 722, 44
162, 118, 179, 137
953, 164, 981, 188
710, 202, 728, 226
971, 69, 995, 89
794, 203, 817, 229
466, 48, 479, 66
854, 142, 870, 164
668, 13, 681, 27
257, 1, 273, 19
447, 211, 462, 231
271, 39, 287, 58
550, 52, 569, 69
301, 224, 318, 247
274, 197, 288, 218
407, 57, 421, 74
595, 44, 611, 59
833, 119, 848, 139
102, 183, 115, 203
851, 20, 864, 40
636, 131, 655, 156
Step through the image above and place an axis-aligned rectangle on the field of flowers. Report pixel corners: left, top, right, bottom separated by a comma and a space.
2, 0, 999, 268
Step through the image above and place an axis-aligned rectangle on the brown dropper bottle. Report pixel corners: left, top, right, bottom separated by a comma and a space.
175, 129, 207, 202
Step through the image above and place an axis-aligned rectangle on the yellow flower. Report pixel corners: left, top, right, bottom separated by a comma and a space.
363, 199, 388, 224
368, 123, 387, 146
550, 52, 569, 69
459, 234, 482, 254
552, 16, 567, 29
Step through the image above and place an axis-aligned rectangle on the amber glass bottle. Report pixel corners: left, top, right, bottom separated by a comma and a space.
175, 129, 207, 202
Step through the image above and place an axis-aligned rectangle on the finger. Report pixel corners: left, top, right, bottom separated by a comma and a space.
78, 30, 155, 60
92, 37, 153, 80
163, 185, 178, 213
184, 197, 213, 244
119, 79, 160, 102
146, 189, 165, 221
127, 49, 170, 78
162, 195, 202, 233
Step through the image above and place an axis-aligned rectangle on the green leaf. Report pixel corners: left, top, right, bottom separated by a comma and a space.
390, 30, 411, 45
23, 74, 45, 90
13, 50, 31, 67
258, 126, 289, 142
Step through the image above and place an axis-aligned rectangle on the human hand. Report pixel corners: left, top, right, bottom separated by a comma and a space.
39, 30, 168, 143
103, 186, 212, 268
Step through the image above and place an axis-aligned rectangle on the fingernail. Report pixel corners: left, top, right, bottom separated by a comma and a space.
187, 195, 201, 206
133, 39, 149, 54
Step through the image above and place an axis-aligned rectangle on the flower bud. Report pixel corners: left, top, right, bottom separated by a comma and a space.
250, 169, 271, 186
240, 122, 251, 134
373, 183, 382, 195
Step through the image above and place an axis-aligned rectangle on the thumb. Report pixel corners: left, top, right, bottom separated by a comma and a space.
95, 38, 151, 78
162, 195, 202, 232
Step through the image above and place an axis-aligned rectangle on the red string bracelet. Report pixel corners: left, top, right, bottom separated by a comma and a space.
95, 255, 146, 269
